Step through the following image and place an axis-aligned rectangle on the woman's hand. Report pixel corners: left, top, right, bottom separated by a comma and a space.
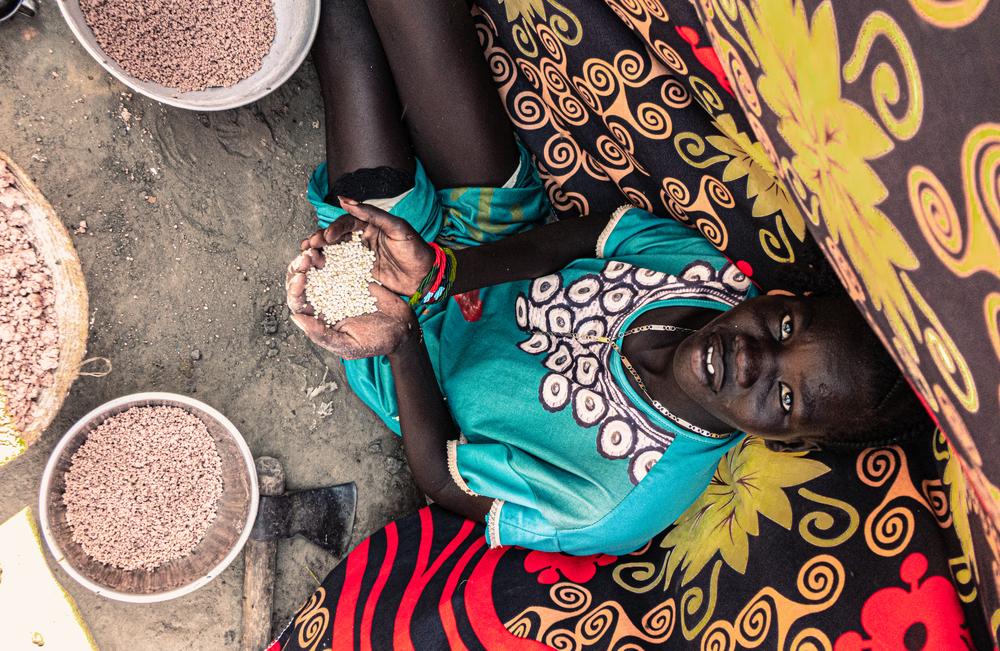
286, 249, 419, 359
300, 197, 434, 295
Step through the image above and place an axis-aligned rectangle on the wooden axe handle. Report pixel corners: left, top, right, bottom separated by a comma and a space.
241, 457, 285, 651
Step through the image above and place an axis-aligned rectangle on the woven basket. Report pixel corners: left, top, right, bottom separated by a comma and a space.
0, 151, 89, 458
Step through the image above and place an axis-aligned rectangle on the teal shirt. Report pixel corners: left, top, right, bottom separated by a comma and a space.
344, 208, 756, 555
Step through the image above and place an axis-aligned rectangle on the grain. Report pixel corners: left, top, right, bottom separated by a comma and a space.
305, 232, 379, 326
79, 0, 276, 93
62, 406, 224, 572
0, 161, 59, 433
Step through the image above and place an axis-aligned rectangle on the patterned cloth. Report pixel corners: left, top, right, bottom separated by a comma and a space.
690, 0, 1000, 636
273, 0, 997, 647
272, 434, 989, 650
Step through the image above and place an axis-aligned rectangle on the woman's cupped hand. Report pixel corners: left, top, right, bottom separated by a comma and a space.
303, 197, 434, 295
285, 199, 428, 359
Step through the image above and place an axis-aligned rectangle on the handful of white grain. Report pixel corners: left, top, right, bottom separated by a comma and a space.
305, 232, 380, 325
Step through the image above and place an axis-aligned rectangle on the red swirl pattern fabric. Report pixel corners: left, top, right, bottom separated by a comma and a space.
272, 433, 990, 649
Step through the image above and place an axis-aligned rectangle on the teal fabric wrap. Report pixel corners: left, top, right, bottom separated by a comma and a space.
307, 143, 546, 246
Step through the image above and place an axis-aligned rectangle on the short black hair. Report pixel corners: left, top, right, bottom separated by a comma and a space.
811, 294, 933, 448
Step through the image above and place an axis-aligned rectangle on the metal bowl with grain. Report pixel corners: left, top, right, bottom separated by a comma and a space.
38, 392, 259, 603
55, 0, 321, 111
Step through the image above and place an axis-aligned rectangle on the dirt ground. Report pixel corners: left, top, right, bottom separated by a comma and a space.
0, 8, 423, 650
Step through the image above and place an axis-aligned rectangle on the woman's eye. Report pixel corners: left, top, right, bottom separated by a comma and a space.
779, 314, 793, 341
779, 383, 794, 414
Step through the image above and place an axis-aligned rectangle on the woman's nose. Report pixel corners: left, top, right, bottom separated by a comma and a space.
733, 333, 765, 388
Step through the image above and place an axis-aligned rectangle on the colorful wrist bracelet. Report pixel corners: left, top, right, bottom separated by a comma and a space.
409, 243, 444, 306
408, 242, 458, 306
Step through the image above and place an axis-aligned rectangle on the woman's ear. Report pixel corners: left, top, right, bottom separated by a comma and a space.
762, 437, 822, 453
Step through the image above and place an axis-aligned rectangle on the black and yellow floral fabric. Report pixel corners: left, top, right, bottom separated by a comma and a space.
273, 1, 998, 648
475, 0, 829, 293
691, 0, 1000, 636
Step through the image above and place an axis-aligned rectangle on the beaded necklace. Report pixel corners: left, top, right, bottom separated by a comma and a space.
541, 323, 734, 440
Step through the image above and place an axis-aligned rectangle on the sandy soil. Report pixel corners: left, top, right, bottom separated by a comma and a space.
0, 9, 422, 650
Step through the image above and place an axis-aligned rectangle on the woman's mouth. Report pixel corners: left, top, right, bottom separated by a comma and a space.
704, 334, 724, 392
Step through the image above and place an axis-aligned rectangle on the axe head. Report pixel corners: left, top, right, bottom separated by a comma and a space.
250, 482, 357, 557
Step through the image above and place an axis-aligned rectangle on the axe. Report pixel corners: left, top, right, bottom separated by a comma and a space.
240, 456, 357, 651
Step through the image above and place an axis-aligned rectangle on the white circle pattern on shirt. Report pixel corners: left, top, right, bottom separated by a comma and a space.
516, 259, 750, 484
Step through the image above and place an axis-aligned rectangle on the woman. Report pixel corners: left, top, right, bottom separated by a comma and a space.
286, 0, 925, 555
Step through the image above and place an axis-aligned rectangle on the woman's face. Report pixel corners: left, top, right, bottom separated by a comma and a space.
673, 294, 880, 443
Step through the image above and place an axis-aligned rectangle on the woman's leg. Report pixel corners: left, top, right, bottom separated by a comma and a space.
312, 0, 415, 188
364, 0, 519, 189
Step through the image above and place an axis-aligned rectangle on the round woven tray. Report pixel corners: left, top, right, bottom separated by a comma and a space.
0, 151, 89, 453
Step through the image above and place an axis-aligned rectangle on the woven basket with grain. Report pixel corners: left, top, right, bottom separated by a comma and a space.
0, 152, 89, 467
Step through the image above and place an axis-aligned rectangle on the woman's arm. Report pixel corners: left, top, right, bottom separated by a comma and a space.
450, 214, 608, 294
388, 328, 494, 521
320, 200, 610, 296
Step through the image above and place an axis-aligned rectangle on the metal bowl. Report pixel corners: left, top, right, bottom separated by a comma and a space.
54, 0, 320, 111
38, 393, 259, 603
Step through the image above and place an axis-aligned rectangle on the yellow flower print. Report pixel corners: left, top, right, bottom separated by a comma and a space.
499, 0, 547, 23
706, 113, 806, 239
737, 0, 953, 405
659, 437, 829, 587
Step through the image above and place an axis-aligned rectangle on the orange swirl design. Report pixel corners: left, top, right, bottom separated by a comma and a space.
542, 171, 589, 215
596, 135, 635, 172
615, 50, 647, 84
550, 78, 589, 126
294, 587, 330, 651
734, 594, 774, 646
704, 175, 735, 208
571, 75, 601, 112
866, 504, 915, 557
581, 59, 619, 99
545, 629, 578, 651
700, 622, 735, 651
486, 45, 516, 87
652, 40, 688, 74
506, 615, 535, 638
537, 23, 565, 60
622, 187, 653, 212
509, 89, 550, 130
660, 177, 692, 222
701, 556, 844, 650
544, 136, 581, 173
579, 604, 617, 642
641, 599, 676, 638
634, 101, 673, 139
796, 555, 843, 605
857, 447, 899, 488
551, 582, 592, 610
641, 0, 669, 20
789, 628, 833, 651
661, 77, 692, 108
696, 215, 728, 249
921, 478, 951, 525
581, 149, 611, 181
607, 121, 637, 157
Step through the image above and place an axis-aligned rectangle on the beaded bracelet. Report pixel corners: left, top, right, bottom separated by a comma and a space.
408, 243, 458, 307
